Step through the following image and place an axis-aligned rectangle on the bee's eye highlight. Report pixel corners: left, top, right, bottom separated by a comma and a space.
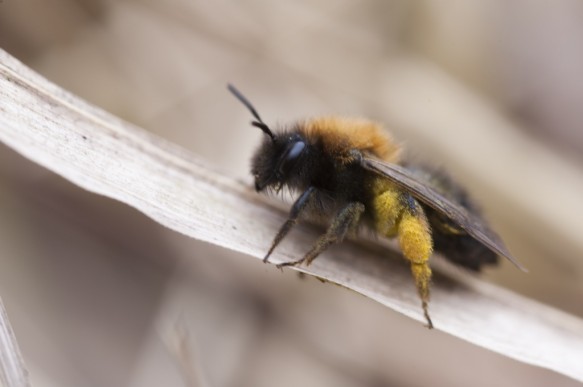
278, 140, 306, 176
286, 141, 305, 161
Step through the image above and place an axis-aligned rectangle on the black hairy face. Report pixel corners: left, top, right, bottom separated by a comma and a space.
251, 132, 309, 192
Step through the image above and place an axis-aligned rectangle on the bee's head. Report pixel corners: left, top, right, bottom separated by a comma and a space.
228, 84, 308, 192
251, 132, 307, 192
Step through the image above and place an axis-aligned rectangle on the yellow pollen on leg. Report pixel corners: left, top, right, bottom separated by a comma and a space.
398, 211, 434, 327
372, 189, 401, 236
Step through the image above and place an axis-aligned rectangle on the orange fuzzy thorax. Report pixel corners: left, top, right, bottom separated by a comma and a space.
302, 117, 401, 163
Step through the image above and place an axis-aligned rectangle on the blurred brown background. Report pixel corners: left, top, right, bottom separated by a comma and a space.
1, 1, 583, 386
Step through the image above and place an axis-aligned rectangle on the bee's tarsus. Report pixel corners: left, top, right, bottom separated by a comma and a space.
423, 302, 434, 329
276, 259, 304, 269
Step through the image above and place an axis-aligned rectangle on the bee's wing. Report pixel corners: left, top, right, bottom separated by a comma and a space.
362, 157, 526, 271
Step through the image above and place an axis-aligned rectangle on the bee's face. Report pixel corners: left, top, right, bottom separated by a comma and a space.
251, 133, 307, 192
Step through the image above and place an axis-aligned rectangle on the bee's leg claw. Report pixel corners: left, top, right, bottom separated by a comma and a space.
276, 258, 306, 269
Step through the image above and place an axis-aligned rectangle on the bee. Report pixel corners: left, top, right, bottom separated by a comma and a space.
228, 84, 525, 328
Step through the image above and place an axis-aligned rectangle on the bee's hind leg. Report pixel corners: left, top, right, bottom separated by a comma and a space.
277, 202, 365, 269
396, 194, 434, 329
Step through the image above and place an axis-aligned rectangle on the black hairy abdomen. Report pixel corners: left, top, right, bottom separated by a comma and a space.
424, 207, 498, 271
404, 162, 499, 271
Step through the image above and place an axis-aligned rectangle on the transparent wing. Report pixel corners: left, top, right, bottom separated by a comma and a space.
362, 157, 526, 271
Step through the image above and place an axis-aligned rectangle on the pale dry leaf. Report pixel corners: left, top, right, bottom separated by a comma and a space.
1, 49, 582, 382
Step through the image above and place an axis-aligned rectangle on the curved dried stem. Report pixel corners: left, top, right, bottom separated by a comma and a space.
1, 49, 582, 383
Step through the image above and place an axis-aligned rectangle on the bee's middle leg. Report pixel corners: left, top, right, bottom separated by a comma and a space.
277, 202, 365, 268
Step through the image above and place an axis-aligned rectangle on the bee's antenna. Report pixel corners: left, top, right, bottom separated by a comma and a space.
228, 84, 276, 142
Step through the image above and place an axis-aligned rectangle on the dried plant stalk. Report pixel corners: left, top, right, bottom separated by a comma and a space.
0, 298, 29, 387
1, 49, 582, 382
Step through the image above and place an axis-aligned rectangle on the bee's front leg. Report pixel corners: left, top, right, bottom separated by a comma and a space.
263, 186, 317, 263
